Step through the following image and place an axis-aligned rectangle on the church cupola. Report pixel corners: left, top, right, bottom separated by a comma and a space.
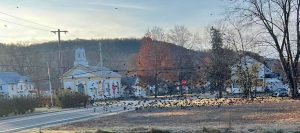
74, 48, 89, 66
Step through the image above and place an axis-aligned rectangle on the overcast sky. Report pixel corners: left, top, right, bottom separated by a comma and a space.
0, 0, 229, 44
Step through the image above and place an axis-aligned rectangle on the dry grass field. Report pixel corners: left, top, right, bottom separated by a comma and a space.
31, 98, 300, 133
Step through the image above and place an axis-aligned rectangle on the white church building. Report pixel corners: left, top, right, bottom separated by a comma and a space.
62, 48, 123, 99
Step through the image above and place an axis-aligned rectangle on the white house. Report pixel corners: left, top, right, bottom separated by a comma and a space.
228, 56, 283, 93
0, 72, 34, 98
121, 77, 147, 97
62, 48, 123, 99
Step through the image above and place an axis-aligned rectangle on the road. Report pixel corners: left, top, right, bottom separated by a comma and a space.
0, 101, 140, 133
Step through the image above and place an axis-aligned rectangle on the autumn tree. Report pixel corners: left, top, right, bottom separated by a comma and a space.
136, 36, 174, 97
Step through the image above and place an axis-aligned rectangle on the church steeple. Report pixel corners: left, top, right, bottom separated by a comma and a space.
74, 48, 88, 66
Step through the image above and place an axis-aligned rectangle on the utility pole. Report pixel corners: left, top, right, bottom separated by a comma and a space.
51, 29, 67, 89
99, 42, 104, 98
99, 42, 103, 76
154, 41, 158, 98
47, 62, 54, 107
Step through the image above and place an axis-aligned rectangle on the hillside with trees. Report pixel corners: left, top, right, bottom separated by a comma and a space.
0, 36, 268, 96
0, 38, 141, 90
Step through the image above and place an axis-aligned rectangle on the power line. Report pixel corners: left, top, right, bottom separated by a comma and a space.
0, 65, 200, 86
0, 11, 55, 29
0, 18, 50, 32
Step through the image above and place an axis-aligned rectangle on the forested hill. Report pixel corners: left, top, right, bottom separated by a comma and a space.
32, 38, 142, 67
0, 38, 265, 89
0, 38, 141, 89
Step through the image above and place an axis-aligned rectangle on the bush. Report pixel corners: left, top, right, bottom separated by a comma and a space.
96, 130, 115, 133
0, 98, 14, 117
13, 97, 38, 114
202, 127, 222, 133
55, 90, 88, 108
36, 96, 53, 107
148, 128, 171, 133
0, 96, 38, 117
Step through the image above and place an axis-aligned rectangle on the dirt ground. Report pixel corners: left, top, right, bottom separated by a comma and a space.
44, 99, 300, 133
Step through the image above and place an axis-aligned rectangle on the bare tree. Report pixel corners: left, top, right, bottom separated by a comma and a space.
231, 0, 300, 98
167, 25, 200, 49
145, 26, 166, 42
221, 21, 260, 98
166, 26, 200, 96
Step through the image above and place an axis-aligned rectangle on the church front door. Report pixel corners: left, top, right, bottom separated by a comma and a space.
77, 83, 85, 94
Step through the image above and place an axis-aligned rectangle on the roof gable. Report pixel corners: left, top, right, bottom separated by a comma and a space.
121, 77, 138, 86
63, 65, 122, 79
63, 65, 98, 79
0, 72, 30, 84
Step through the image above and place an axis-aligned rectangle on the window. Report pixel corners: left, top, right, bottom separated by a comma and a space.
0, 86, 2, 90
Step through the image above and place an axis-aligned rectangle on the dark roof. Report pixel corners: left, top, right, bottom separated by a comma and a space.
264, 58, 281, 69
86, 66, 122, 78
63, 65, 122, 78
0, 72, 30, 84
121, 77, 138, 86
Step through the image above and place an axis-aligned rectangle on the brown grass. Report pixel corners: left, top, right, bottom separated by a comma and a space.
46, 99, 300, 133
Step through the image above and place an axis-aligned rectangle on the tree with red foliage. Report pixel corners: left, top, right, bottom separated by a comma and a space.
136, 37, 175, 97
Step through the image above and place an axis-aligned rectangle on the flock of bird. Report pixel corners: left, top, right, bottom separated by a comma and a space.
91, 95, 290, 113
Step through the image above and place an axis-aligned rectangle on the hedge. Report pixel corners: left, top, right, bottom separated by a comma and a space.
0, 96, 38, 117
55, 90, 89, 108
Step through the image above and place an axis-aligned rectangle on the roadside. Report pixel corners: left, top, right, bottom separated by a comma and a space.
0, 107, 84, 121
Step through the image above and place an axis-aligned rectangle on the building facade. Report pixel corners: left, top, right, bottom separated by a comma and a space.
62, 48, 122, 99
121, 77, 147, 97
0, 72, 34, 98
228, 56, 284, 93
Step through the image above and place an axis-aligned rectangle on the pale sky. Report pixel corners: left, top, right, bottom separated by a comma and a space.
0, 0, 229, 44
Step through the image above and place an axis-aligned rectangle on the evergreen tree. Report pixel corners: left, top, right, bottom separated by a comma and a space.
208, 27, 230, 98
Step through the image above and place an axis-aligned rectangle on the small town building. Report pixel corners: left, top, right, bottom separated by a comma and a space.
121, 76, 147, 97
228, 56, 284, 93
62, 48, 122, 99
0, 72, 34, 98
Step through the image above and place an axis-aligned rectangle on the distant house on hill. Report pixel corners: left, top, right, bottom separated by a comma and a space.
62, 48, 122, 99
264, 58, 284, 79
121, 76, 147, 97
0, 72, 34, 98
229, 56, 284, 93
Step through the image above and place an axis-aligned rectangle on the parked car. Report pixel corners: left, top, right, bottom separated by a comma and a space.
272, 88, 288, 97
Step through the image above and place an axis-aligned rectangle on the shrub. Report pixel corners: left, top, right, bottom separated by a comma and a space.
95, 129, 115, 133
148, 128, 171, 133
202, 127, 222, 133
55, 90, 88, 108
0, 96, 38, 117
36, 96, 53, 107
0, 98, 14, 117
263, 130, 284, 133
13, 97, 38, 114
